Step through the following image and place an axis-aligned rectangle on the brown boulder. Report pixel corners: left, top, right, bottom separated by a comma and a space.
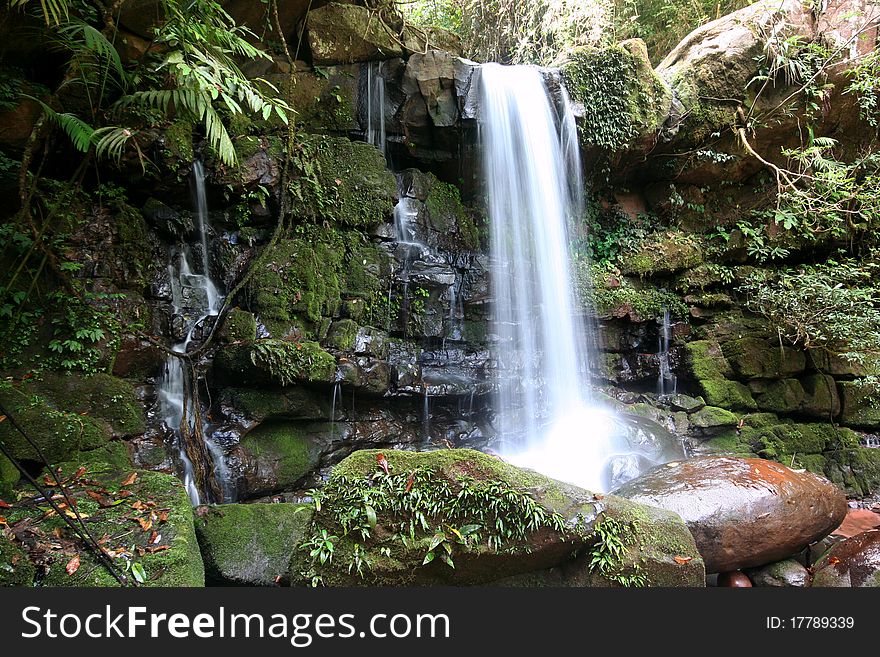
613, 456, 846, 573
812, 530, 880, 587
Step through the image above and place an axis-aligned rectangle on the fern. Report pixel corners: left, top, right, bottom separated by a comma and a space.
26, 95, 94, 152
9, 0, 69, 26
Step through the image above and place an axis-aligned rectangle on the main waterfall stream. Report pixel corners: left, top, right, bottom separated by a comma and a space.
480, 64, 682, 492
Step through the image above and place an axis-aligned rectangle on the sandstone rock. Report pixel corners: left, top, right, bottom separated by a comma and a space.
403, 51, 459, 127
0, 97, 41, 150
746, 558, 811, 586
812, 530, 880, 587
613, 456, 847, 572
839, 381, 880, 428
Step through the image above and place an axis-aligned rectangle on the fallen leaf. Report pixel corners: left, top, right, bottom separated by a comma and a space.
65, 555, 80, 575
149, 530, 159, 544
146, 545, 170, 554
0, 516, 7, 527
117, 490, 133, 498
86, 490, 114, 507
72, 466, 86, 480
52, 527, 63, 539
674, 555, 693, 565
121, 473, 138, 487
828, 556, 841, 566
157, 511, 169, 523
131, 500, 148, 511
0, 414, 6, 423
195, 506, 210, 518
136, 517, 152, 531
404, 472, 415, 493
0, 499, 11, 508
376, 453, 390, 475
97, 534, 110, 545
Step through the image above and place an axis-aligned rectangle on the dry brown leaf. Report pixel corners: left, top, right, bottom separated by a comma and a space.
0, 516, 7, 527
136, 517, 152, 531
117, 490, 132, 498
52, 527, 63, 539
121, 473, 138, 487
674, 556, 693, 565
0, 499, 11, 509
157, 511, 169, 523
131, 500, 148, 511
65, 555, 80, 575
146, 545, 170, 554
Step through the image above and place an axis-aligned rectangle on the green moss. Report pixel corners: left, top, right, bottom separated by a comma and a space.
0, 453, 18, 497
289, 134, 396, 228
164, 119, 195, 163
590, 280, 688, 322
721, 337, 806, 380
113, 202, 152, 287
221, 308, 257, 343
752, 379, 806, 413
23, 372, 145, 438
240, 421, 322, 488
620, 238, 703, 277
685, 340, 757, 410
689, 405, 738, 429
0, 386, 110, 463
196, 503, 314, 585
0, 536, 35, 586
839, 381, 880, 427
12, 464, 203, 587
326, 318, 359, 351
425, 177, 480, 251
247, 225, 345, 335
343, 239, 391, 299
702, 431, 757, 456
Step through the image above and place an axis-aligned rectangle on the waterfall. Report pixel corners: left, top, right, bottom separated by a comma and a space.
156, 161, 229, 505
481, 64, 681, 492
657, 308, 678, 397
364, 61, 386, 154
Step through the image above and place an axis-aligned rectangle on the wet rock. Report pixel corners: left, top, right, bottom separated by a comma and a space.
812, 530, 880, 587
717, 571, 752, 587
613, 456, 847, 572
142, 198, 194, 240
746, 558, 811, 587
403, 50, 459, 127
0, 97, 41, 149
112, 336, 164, 379
667, 394, 705, 413
839, 381, 880, 428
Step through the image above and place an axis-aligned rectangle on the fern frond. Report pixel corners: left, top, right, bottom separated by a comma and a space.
26, 95, 94, 152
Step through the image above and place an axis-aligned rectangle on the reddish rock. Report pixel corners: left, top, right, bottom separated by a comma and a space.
717, 570, 752, 587
812, 530, 880, 587
613, 456, 846, 573
0, 98, 41, 149
832, 509, 880, 539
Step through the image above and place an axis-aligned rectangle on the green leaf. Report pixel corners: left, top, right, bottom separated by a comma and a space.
422, 551, 435, 565
364, 505, 377, 528
131, 562, 146, 584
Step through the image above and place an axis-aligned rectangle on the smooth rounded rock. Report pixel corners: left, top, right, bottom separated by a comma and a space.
717, 571, 752, 587
613, 456, 846, 573
811, 530, 880, 587
746, 558, 811, 587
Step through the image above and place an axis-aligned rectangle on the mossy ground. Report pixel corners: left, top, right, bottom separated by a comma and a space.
1, 463, 203, 586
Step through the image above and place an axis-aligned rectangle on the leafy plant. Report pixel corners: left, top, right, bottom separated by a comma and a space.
588, 515, 647, 587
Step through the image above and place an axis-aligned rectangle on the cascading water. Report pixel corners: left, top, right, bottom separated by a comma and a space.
481, 64, 682, 492
364, 61, 386, 154
657, 308, 677, 397
157, 161, 230, 505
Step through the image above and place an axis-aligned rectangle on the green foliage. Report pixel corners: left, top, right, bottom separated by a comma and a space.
301, 464, 568, 584
588, 514, 647, 587
739, 256, 880, 374
846, 49, 880, 128
249, 339, 335, 385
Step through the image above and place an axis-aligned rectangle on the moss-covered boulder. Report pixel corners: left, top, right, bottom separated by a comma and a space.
237, 421, 327, 496
221, 387, 327, 423
721, 338, 806, 380
0, 453, 19, 497
839, 381, 880, 428
800, 374, 841, 419
307, 3, 405, 65
424, 174, 481, 251
620, 236, 703, 277
689, 405, 739, 430
196, 503, 314, 585
812, 530, 880, 587
751, 379, 806, 414
326, 319, 359, 351
1, 463, 203, 586
562, 40, 672, 151
292, 449, 704, 587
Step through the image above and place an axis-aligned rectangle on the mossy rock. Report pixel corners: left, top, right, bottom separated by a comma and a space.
343, 239, 392, 300
3, 463, 203, 587
751, 379, 806, 414
222, 387, 326, 422
689, 405, 738, 429
196, 503, 314, 586
620, 238, 703, 277
0, 386, 110, 463
239, 421, 326, 495
424, 175, 481, 251
22, 372, 146, 438
839, 381, 880, 429
562, 40, 672, 151
307, 3, 405, 65
214, 340, 335, 387
824, 447, 880, 498
289, 134, 396, 228
0, 536, 35, 586
685, 340, 757, 410
800, 374, 841, 419
220, 308, 257, 343
246, 225, 345, 335
721, 337, 806, 380
299, 449, 703, 586
326, 318, 359, 351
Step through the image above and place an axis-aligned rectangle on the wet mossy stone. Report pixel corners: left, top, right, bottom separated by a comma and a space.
620, 238, 703, 277
326, 318, 359, 351
307, 3, 404, 65
4, 463, 203, 587
196, 503, 314, 586
690, 405, 738, 429
424, 175, 481, 251
239, 421, 325, 493
289, 135, 396, 228
751, 378, 806, 414
223, 387, 326, 422
0, 535, 35, 586
800, 373, 841, 419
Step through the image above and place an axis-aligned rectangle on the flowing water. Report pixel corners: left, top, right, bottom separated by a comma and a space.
364, 61, 386, 154
157, 162, 229, 505
481, 64, 682, 492
657, 308, 678, 397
